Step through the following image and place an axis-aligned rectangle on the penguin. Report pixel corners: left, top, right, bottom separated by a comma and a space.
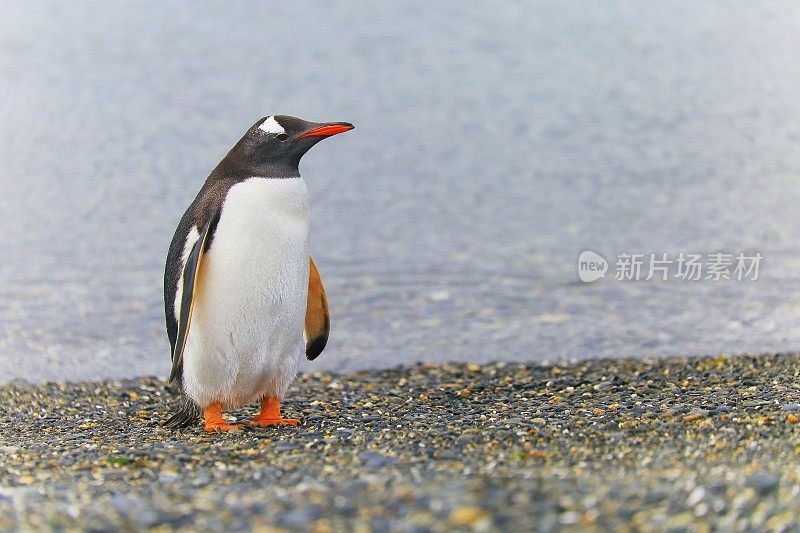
163, 115, 353, 432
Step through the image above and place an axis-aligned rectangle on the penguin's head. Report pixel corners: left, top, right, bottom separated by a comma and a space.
222, 115, 354, 178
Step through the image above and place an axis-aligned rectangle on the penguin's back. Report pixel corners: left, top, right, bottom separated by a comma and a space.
180, 177, 311, 408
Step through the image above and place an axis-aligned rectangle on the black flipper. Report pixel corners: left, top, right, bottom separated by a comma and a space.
169, 219, 213, 383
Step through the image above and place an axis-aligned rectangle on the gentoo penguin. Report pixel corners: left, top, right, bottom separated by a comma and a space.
163, 115, 353, 432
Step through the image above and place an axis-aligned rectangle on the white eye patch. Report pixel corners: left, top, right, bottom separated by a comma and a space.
258, 116, 285, 135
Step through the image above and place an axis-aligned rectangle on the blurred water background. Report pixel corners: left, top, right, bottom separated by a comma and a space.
2, 1, 800, 382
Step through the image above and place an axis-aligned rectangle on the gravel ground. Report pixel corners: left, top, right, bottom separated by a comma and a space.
2, 354, 800, 531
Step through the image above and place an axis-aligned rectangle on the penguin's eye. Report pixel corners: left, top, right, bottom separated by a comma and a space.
276, 133, 289, 142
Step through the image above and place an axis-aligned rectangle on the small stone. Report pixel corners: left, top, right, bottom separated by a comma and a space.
686, 486, 706, 507
745, 474, 780, 495
449, 506, 487, 526
666, 512, 696, 529
281, 507, 322, 527
558, 511, 580, 525
359, 451, 398, 468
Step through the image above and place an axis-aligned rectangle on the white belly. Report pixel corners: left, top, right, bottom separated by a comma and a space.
181, 177, 310, 408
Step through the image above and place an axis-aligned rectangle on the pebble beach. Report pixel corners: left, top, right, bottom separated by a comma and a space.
2, 353, 800, 531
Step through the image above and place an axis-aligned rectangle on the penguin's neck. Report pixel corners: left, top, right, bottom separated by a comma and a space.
253, 160, 301, 179
212, 157, 300, 181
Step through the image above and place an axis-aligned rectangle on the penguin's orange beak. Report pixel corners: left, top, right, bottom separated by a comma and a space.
297, 122, 354, 139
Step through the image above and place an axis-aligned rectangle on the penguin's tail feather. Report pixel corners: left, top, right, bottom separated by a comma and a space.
164, 399, 201, 429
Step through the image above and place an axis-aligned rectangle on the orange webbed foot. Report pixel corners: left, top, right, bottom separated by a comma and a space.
248, 397, 300, 428
248, 417, 300, 427
203, 403, 242, 433
204, 421, 243, 432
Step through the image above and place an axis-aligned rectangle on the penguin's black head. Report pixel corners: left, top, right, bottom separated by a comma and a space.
221, 115, 354, 178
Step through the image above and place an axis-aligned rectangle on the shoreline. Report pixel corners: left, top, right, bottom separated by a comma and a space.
2, 353, 800, 530
1, 348, 791, 387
